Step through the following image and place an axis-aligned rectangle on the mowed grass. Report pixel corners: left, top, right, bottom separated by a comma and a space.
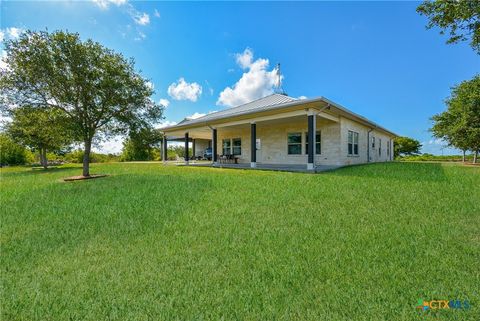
1, 162, 479, 321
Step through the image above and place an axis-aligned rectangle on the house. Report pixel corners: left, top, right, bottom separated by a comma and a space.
161, 94, 396, 171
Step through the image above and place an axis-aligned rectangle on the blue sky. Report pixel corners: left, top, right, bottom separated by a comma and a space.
1, 1, 478, 154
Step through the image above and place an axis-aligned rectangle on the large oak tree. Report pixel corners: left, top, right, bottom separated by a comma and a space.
431, 75, 480, 163
417, 0, 480, 54
0, 30, 162, 176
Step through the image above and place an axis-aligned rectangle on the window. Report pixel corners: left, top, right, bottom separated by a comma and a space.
232, 138, 241, 155
387, 139, 390, 157
287, 132, 302, 155
372, 136, 375, 148
379, 138, 382, 157
222, 139, 231, 155
348, 130, 359, 155
305, 131, 321, 154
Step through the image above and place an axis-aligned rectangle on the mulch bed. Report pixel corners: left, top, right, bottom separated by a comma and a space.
63, 174, 108, 181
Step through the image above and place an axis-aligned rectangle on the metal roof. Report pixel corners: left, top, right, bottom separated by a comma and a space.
174, 94, 297, 127
162, 93, 398, 137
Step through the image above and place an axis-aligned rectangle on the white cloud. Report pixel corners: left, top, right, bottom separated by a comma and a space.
134, 31, 146, 41
0, 27, 24, 41
133, 12, 150, 26
217, 48, 281, 107
92, 0, 150, 27
298, 96, 307, 100
187, 112, 206, 120
92, 0, 127, 10
186, 110, 217, 120
159, 98, 170, 108
154, 9, 160, 18
420, 137, 461, 155
157, 120, 177, 128
167, 78, 202, 102
235, 47, 254, 69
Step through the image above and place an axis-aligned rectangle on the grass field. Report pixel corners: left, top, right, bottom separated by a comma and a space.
1, 162, 479, 321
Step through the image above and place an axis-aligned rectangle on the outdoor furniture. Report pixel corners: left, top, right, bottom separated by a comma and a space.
219, 154, 239, 164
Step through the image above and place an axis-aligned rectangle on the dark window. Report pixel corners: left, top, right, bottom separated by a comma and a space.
379, 138, 382, 157
305, 131, 321, 154
348, 130, 359, 156
372, 137, 375, 148
222, 139, 231, 155
287, 133, 302, 155
232, 138, 241, 155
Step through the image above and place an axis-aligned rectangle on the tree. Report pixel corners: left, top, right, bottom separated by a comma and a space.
417, 0, 480, 54
431, 75, 480, 163
0, 133, 29, 166
121, 127, 163, 161
394, 136, 422, 158
0, 30, 162, 176
6, 106, 73, 168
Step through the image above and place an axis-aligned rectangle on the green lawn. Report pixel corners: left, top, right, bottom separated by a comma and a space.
1, 162, 479, 321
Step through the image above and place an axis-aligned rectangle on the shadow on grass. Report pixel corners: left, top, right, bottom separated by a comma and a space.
0, 165, 81, 178
330, 162, 448, 182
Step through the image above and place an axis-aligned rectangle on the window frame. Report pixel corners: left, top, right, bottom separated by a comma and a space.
232, 138, 241, 156
287, 132, 302, 155
348, 130, 359, 156
222, 138, 231, 155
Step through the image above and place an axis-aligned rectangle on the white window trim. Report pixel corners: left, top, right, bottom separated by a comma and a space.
347, 130, 359, 156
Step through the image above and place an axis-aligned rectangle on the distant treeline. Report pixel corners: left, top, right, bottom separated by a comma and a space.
398, 153, 477, 162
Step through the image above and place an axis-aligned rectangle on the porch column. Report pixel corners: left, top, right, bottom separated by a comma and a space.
192, 139, 196, 161
212, 128, 218, 164
184, 132, 189, 165
307, 110, 316, 170
162, 136, 168, 163
250, 122, 256, 168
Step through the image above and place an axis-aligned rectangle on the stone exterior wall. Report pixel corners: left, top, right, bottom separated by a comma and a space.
214, 116, 394, 166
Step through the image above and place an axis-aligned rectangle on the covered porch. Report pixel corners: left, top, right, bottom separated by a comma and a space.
162, 104, 341, 171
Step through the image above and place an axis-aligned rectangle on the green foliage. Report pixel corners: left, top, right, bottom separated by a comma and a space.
417, 0, 480, 54
121, 127, 163, 161
167, 145, 192, 160
431, 75, 480, 161
398, 153, 475, 162
393, 136, 422, 157
0, 133, 28, 165
64, 150, 120, 163
0, 30, 163, 176
1, 163, 479, 320
6, 106, 73, 168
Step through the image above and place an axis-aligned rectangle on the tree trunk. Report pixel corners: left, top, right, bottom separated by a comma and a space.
462, 150, 466, 163
40, 147, 48, 169
474, 150, 478, 164
83, 139, 92, 177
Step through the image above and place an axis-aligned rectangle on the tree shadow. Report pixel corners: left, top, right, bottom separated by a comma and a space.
0, 165, 80, 178
329, 162, 448, 182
